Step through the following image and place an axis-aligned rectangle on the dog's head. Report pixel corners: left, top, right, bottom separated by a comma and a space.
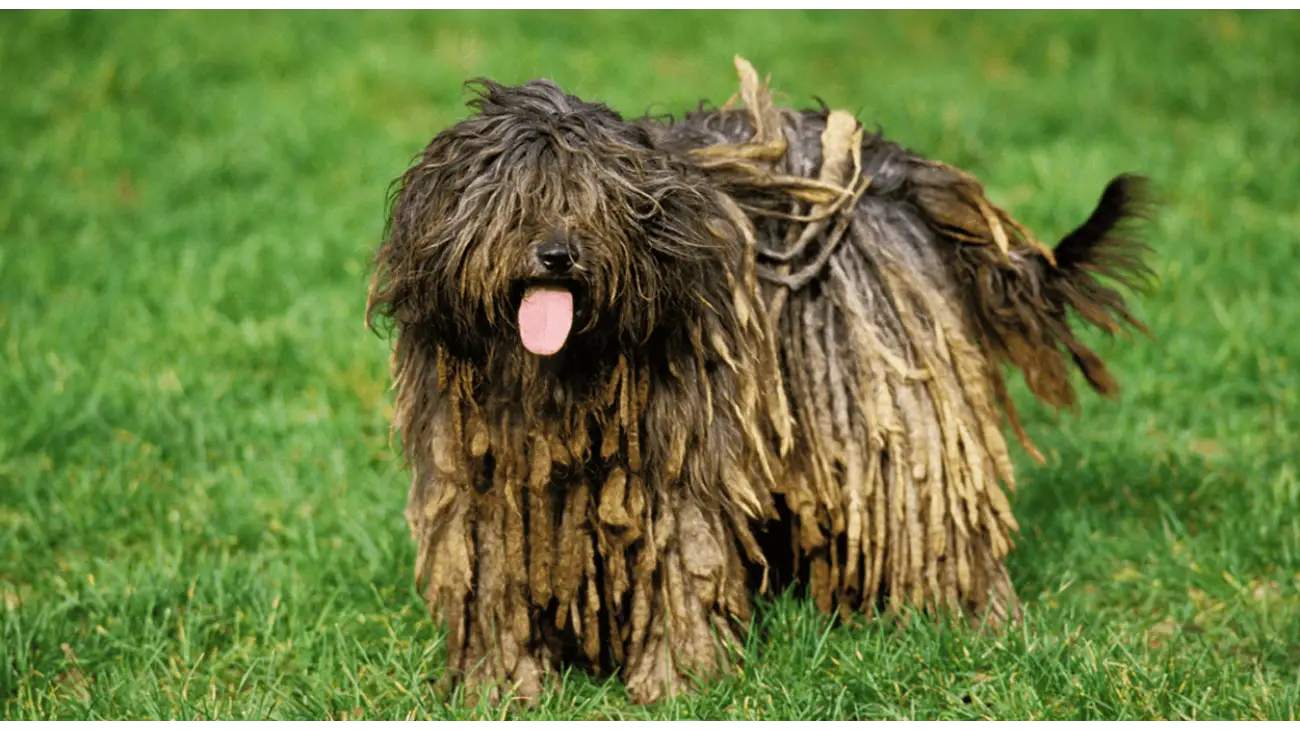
367, 79, 738, 363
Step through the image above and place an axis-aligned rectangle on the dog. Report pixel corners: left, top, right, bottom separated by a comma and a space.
365, 58, 1153, 705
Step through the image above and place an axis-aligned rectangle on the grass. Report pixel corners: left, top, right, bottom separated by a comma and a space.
1, 9, 1297, 720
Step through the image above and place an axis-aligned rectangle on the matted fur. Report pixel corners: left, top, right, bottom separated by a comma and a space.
366, 58, 1153, 705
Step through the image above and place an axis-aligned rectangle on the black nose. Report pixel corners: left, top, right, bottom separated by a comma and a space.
535, 239, 574, 273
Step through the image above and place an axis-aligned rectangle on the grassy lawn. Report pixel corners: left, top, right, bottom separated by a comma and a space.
2, 10, 1297, 720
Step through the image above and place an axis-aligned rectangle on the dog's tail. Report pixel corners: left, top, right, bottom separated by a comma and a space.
940, 173, 1156, 460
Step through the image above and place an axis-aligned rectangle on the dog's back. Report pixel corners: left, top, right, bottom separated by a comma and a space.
644, 90, 1151, 624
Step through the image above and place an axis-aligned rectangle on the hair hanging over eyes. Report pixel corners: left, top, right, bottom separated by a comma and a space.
367, 79, 756, 356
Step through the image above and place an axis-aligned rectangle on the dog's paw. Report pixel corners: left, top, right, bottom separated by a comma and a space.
622, 629, 727, 705
623, 648, 688, 705
438, 648, 553, 711
508, 652, 547, 706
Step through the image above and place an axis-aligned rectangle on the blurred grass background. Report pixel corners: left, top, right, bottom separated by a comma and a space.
1, 9, 1297, 719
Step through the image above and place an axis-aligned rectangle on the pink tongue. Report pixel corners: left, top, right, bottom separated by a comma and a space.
517, 286, 574, 356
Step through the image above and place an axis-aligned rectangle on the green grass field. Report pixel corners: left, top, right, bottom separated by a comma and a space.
2, 10, 1298, 720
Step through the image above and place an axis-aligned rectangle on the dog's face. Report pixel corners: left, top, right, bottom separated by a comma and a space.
369, 79, 736, 363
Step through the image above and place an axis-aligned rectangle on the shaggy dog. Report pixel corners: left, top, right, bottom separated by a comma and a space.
366, 59, 1152, 705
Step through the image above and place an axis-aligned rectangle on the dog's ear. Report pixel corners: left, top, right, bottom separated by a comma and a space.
367, 131, 472, 338
365, 167, 418, 336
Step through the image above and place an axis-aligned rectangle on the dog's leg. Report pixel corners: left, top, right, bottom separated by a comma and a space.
620, 492, 753, 704
612, 316, 778, 704
409, 464, 553, 707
